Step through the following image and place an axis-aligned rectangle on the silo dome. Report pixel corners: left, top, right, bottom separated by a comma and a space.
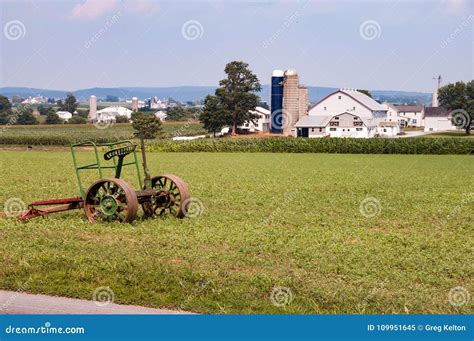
284, 69, 298, 76
272, 69, 284, 77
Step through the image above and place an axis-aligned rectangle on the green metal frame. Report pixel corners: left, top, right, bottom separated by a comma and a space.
70, 140, 143, 199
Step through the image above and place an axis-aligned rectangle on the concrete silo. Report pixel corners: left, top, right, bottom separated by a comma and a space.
282, 69, 300, 135
88, 95, 97, 121
271, 70, 284, 133
132, 97, 139, 112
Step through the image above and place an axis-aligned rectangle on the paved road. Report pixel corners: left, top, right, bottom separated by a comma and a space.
395, 130, 433, 138
0, 290, 192, 314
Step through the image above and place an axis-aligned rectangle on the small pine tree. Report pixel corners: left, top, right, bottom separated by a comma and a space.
45, 108, 63, 124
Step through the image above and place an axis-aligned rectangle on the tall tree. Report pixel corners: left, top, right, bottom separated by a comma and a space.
215, 61, 261, 135
357, 89, 372, 98
200, 95, 231, 136
57, 93, 78, 113
0, 95, 12, 112
37, 105, 49, 115
438, 81, 473, 135
15, 105, 38, 125
0, 95, 12, 124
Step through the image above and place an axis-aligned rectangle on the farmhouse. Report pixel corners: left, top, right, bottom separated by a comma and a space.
385, 104, 424, 127
239, 106, 271, 132
295, 88, 392, 138
424, 107, 457, 132
383, 103, 408, 127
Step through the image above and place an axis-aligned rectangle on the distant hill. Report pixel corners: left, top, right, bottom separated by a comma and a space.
0, 86, 432, 105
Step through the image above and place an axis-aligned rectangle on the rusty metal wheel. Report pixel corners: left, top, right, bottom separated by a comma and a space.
142, 174, 190, 218
84, 178, 138, 223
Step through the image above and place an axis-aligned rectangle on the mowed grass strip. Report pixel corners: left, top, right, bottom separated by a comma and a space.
0, 151, 472, 314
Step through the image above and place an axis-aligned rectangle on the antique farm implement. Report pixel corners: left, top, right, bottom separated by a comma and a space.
19, 140, 190, 223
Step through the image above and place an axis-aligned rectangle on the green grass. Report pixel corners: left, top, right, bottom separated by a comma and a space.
0, 122, 206, 145
0, 151, 472, 314
422, 131, 474, 138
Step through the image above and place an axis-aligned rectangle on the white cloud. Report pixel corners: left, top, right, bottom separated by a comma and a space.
71, 0, 119, 19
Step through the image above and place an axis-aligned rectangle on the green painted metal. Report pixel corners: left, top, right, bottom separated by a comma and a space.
70, 140, 143, 199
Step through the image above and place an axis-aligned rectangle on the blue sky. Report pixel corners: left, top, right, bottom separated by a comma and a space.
0, 0, 472, 92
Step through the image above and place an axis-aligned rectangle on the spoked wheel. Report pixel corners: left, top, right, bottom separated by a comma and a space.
84, 178, 138, 223
142, 174, 190, 218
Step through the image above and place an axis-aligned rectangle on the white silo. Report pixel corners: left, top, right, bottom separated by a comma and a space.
88, 95, 97, 121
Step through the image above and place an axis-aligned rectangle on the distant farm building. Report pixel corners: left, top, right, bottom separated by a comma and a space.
385, 104, 424, 128
56, 111, 73, 122
239, 107, 271, 132
96, 106, 133, 122
295, 88, 396, 138
424, 107, 457, 132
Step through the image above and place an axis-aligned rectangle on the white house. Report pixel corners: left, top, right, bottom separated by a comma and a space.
96, 106, 133, 122
385, 104, 424, 127
424, 107, 457, 132
56, 111, 72, 122
155, 110, 167, 121
383, 103, 409, 127
239, 107, 271, 132
296, 89, 390, 138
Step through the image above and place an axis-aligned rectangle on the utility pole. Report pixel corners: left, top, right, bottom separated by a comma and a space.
432, 75, 442, 90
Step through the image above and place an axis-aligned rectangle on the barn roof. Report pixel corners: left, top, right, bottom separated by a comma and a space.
424, 107, 450, 117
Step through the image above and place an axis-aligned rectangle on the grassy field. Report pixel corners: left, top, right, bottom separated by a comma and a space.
0, 151, 472, 314
422, 131, 474, 138
0, 122, 205, 145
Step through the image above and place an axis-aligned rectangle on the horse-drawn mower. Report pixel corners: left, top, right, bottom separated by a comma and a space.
18, 140, 190, 223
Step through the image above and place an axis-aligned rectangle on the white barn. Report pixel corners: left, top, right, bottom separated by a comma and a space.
96, 106, 133, 122
296, 89, 391, 138
424, 107, 457, 132
56, 111, 72, 122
